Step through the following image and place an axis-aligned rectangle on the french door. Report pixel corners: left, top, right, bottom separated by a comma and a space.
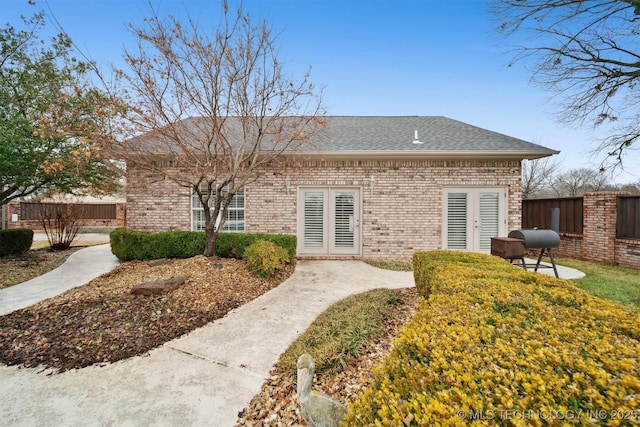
298, 188, 361, 256
443, 187, 506, 252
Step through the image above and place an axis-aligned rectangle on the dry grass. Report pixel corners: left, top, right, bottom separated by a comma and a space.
30, 240, 107, 250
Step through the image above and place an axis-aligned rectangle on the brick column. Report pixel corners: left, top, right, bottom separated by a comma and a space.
582, 192, 623, 264
116, 203, 127, 228
4, 201, 21, 229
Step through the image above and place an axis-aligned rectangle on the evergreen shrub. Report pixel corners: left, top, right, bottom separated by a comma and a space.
243, 240, 290, 278
110, 228, 296, 261
344, 250, 640, 426
0, 228, 34, 257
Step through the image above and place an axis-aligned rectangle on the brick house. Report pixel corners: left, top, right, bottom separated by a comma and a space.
126, 116, 557, 260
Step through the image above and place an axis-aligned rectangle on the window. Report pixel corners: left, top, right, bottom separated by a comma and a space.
191, 185, 245, 232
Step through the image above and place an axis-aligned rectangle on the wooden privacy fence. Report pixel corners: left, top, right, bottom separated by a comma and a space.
20, 202, 117, 220
617, 196, 640, 240
522, 193, 640, 269
9, 201, 126, 231
522, 197, 583, 234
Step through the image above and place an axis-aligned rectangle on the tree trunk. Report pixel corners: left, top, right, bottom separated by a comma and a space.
204, 227, 218, 257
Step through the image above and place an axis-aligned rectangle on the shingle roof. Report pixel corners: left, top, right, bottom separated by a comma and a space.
309, 116, 558, 159
124, 116, 558, 160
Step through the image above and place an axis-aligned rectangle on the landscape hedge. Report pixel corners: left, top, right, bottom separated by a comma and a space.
343, 250, 640, 426
0, 228, 34, 257
109, 228, 296, 261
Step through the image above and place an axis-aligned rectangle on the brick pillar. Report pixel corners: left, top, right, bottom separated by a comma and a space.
582, 192, 622, 264
4, 201, 21, 229
116, 203, 127, 228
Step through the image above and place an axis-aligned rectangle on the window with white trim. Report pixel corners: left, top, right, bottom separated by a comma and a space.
191, 185, 245, 232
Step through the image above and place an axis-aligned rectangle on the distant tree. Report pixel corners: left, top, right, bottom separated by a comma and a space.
112, 1, 325, 257
490, 0, 640, 170
521, 157, 560, 199
620, 181, 640, 194
0, 12, 123, 206
551, 167, 613, 196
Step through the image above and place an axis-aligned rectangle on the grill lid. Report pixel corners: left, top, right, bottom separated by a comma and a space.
508, 229, 560, 249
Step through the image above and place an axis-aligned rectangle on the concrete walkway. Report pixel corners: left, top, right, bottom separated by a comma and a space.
0, 261, 414, 427
0, 244, 120, 316
522, 257, 585, 280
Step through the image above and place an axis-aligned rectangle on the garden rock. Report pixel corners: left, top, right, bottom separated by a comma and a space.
131, 275, 188, 296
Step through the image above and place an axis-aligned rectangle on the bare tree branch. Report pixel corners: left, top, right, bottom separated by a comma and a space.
551, 167, 614, 196
521, 157, 561, 198
490, 0, 640, 171
111, 1, 325, 256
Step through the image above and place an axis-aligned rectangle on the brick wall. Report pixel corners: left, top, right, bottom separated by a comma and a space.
551, 192, 640, 270
126, 166, 191, 231
249, 159, 521, 260
556, 233, 583, 260
127, 158, 522, 260
616, 240, 640, 270
583, 192, 619, 263
127, 160, 521, 259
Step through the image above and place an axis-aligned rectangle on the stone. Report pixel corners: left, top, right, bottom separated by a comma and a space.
297, 354, 347, 427
131, 275, 188, 296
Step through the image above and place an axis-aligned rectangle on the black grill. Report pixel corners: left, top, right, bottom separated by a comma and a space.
508, 229, 560, 278
507, 229, 560, 249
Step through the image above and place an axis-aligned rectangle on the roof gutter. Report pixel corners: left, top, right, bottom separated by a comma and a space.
287, 149, 560, 161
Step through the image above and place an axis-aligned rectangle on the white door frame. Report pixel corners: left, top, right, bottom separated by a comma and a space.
442, 187, 507, 252
297, 187, 362, 256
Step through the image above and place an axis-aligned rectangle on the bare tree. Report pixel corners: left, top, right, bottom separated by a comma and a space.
620, 181, 640, 194
112, 2, 325, 256
521, 157, 560, 199
36, 195, 85, 250
490, 0, 640, 170
551, 167, 613, 196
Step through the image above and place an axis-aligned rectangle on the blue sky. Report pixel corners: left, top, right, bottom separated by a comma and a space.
2, 0, 639, 184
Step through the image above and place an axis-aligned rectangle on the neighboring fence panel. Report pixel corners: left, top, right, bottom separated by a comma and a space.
19, 202, 49, 220
19, 202, 117, 220
617, 196, 640, 239
72, 204, 117, 219
522, 197, 583, 234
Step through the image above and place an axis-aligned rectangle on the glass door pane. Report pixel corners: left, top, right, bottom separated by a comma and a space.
303, 192, 325, 249
334, 193, 354, 248
447, 193, 468, 250
478, 193, 499, 251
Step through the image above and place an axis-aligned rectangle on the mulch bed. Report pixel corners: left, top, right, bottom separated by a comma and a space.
0, 256, 294, 372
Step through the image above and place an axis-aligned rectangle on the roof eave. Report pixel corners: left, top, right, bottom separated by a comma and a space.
287, 150, 560, 161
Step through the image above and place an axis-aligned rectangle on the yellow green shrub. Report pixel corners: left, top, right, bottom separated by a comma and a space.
344, 251, 640, 426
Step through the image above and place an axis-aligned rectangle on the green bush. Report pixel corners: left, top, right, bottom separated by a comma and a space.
110, 228, 296, 261
216, 232, 296, 260
110, 228, 205, 261
344, 251, 640, 425
413, 250, 521, 298
0, 228, 34, 257
243, 240, 290, 278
